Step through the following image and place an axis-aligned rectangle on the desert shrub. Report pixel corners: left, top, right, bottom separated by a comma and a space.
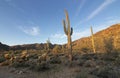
81, 47, 90, 54
0, 55, 6, 63
77, 59, 85, 66
27, 59, 37, 69
12, 61, 29, 68
92, 66, 120, 78
30, 61, 50, 71
11, 56, 29, 68
114, 54, 120, 66
81, 54, 93, 60
53, 45, 61, 54
84, 60, 96, 67
49, 56, 61, 64
0, 60, 10, 66
103, 37, 114, 53
95, 60, 106, 66
101, 52, 118, 61
28, 53, 38, 59
4, 53, 11, 59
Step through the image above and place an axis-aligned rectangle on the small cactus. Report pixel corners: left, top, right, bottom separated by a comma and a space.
90, 26, 96, 53
62, 10, 73, 61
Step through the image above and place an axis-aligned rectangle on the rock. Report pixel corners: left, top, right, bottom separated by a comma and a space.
18, 70, 23, 74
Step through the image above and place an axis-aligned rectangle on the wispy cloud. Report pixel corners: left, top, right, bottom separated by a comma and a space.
74, 0, 116, 28
86, 0, 116, 21
20, 26, 40, 36
75, 0, 86, 17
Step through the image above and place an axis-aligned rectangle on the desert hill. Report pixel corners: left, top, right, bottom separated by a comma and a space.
72, 24, 120, 52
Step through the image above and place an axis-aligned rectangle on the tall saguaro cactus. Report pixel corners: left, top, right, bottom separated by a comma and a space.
62, 10, 73, 61
90, 26, 96, 53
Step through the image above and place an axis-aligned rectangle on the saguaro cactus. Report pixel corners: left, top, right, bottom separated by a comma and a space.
90, 26, 96, 53
62, 10, 73, 61
46, 38, 50, 52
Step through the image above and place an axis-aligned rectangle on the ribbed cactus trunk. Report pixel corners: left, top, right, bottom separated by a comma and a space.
62, 10, 73, 61
90, 26, 96, 53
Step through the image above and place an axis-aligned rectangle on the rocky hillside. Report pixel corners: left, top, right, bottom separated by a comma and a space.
72, 24, 120, 52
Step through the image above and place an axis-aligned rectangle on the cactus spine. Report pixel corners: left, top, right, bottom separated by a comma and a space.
62, 10, 73, 61
90, 26, 96, 53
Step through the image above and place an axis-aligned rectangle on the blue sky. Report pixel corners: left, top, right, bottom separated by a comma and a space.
0, 0, 120, 46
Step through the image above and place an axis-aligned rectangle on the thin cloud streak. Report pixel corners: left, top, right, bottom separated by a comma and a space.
74, 0, 116, 28
86, 0, 116, 21
75, 0, 86, 17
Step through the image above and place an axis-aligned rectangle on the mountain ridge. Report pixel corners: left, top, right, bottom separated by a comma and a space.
0, 23, 120, 52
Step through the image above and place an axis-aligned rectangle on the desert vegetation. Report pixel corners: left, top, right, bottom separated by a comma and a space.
0, 10, 120, 78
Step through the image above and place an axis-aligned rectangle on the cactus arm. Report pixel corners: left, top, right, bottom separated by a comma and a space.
70, 27, 73, 35
65, 10, 69, 23
63, 20, 68, 35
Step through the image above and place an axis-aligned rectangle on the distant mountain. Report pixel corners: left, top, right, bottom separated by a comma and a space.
0, 42, 9, 51
10, 43, 61, 51
0, 24, 120, 52
72, 24, 120, 52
